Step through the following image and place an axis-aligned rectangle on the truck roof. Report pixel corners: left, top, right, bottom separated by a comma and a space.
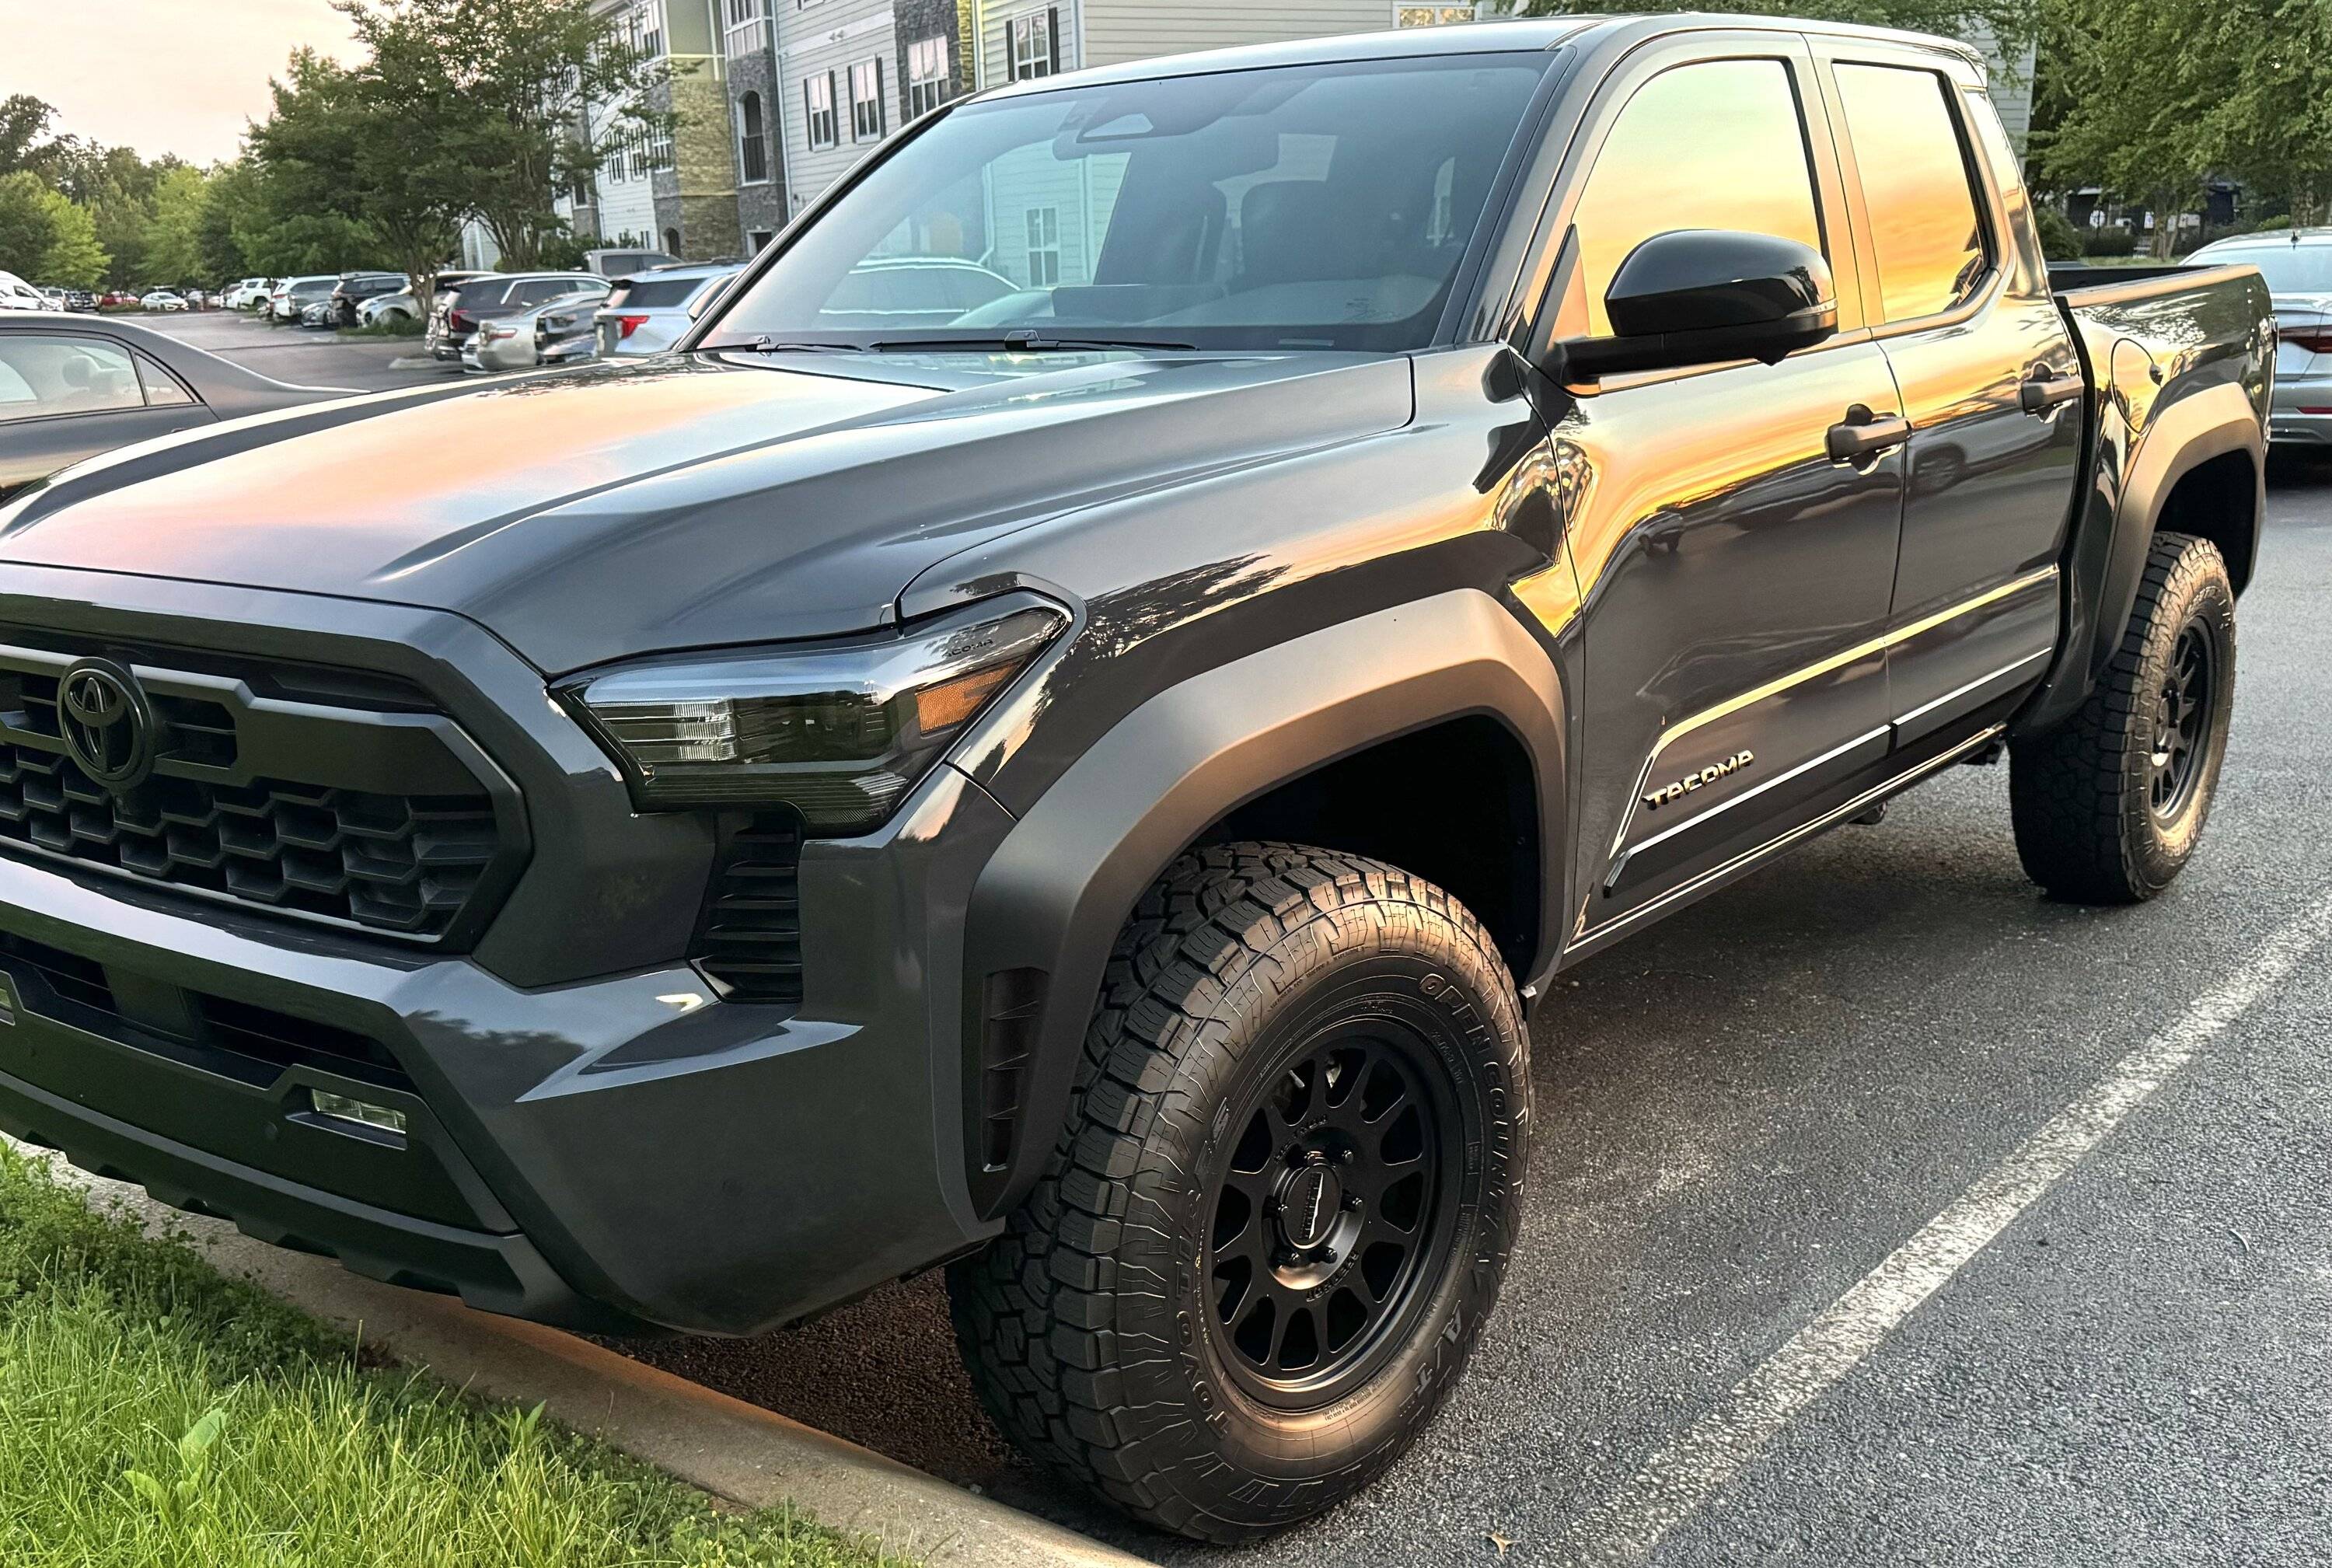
978, 12, 1981, 102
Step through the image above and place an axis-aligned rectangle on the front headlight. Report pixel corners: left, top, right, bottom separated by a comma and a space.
557, 594, 1067, 832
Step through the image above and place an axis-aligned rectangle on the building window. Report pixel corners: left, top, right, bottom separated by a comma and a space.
750, 229, 775, 253
1397, 5, 1476, 24
649, 126, 674, 172
1007, 9, 1058, 81
907, 36, 949, 117
628, 131, 648, 180
628, 0, 665, 58
738, 91, 769, 183
850, 58, 885, 142
805, 72, 839, 150
724, 0, 769, 55
1025, 206, 1060, 286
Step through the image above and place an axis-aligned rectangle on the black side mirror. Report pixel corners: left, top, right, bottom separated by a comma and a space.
1558, 229, 1837, 379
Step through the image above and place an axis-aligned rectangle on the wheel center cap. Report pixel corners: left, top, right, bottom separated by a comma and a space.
1276, 1161, 1344, 1250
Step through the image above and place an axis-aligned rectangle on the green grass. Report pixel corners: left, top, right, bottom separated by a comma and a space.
0, 1147, 902, 1568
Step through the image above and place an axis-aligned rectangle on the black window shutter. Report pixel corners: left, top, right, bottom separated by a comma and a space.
1046, 7, 1060, 74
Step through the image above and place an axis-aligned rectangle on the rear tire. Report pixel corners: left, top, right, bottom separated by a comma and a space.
948, 843, 1527, 1542
2009, 532, 2235, 902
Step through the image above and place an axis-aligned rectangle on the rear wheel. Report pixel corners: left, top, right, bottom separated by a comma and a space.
2010, 531, 2236, 902
948, 843, 1527, 1542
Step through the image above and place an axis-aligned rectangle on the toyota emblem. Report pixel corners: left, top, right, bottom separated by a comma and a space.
58, 659, 155, 791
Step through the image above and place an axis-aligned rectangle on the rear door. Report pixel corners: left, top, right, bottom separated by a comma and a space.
1817, 44, 2078, 747
1524, 34, 1911, 949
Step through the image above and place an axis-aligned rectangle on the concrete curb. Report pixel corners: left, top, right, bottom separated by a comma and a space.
5, 1137, 1154, 1568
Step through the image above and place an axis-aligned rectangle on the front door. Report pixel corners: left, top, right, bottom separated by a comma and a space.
1521, 44, 1910, 952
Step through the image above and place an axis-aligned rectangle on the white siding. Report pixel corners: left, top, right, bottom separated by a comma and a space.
1080, 0, 1397, 71
780, 2, 901, 213
975, 0, 1080, 91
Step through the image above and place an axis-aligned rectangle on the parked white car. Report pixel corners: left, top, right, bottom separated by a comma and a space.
464, 288, 608, 372
357, 290, 418, 326
594, 263, 745, 358
0, 272, 52, 312
228, 278, 274, 310
139, 291, 187, 312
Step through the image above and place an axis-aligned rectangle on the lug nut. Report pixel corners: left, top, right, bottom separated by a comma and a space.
1335, 1147, 1355, 1165
1344, 1194, 1364, 1212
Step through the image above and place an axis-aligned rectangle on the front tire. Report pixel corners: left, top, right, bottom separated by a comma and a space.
948, 843, 1528, 1542
2010, 531, 2236, 902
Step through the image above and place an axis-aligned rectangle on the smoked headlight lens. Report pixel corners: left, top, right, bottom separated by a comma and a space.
559, 595, 1067, 831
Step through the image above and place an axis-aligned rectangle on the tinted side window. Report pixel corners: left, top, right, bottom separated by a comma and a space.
135, 354, 197, 408
1835, 64, 1988, 322
1569, 58, 1824, 338
0, 336, 145, 424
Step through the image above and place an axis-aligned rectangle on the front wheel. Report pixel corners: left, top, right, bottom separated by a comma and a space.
2010, 531, 2236, 902
948, 843, 1528, 1542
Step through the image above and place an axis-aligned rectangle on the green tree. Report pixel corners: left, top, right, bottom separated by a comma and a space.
0, 170, 61, 278
144, 165, 211, 285
2034, 0, 2332, 248
37, 190, 108, 285
340, 0, 668, 269
0, 95, 66, 178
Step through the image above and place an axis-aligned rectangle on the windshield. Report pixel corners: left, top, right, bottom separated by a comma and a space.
2198, 243, 2332, 294
708, 52, 1552, 352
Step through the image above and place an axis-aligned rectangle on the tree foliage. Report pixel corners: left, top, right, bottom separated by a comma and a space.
2034, 0, 2332, 235
337, 0, 668, 270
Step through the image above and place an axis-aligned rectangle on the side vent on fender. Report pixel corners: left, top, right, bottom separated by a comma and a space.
978, 968, 1047, 1173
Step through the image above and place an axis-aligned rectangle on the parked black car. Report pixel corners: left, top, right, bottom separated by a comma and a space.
0, 17, 2273, 1542
0, 315, 358, 496
60, 290, 96, 313
329, 271, 411, 328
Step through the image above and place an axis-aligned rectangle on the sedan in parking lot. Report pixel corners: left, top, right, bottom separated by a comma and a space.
465, 289, 609, 372
594, 263, 744, 357
2185, 229, 2332, 446
0, 314, 358, 496
139, 291, 187, 313
425, 271, 609, 362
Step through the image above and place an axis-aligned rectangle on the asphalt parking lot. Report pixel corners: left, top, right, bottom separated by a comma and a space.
616, 464, 2332, 1566
131, 307, 452, 392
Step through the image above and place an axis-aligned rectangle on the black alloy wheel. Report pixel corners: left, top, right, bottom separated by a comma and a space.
2148, 619, 2216, 819
1206, 1021, 1460, 1409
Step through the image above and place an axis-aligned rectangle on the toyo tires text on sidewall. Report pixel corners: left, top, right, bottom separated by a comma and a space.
948, 843, 1529, 1542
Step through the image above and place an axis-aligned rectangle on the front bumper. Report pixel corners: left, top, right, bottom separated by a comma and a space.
0, 570, 1012, 1336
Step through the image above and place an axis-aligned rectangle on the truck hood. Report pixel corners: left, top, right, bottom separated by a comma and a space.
0, 350, 1411, 672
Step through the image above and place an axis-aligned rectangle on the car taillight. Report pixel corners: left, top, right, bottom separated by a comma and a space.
448, 309, 474, 333
2284, 328, 2332, 355
614, 314, 650, 340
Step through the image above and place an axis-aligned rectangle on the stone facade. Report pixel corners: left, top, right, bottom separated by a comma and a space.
655, 56, 744, 259
727, 47, 789, 252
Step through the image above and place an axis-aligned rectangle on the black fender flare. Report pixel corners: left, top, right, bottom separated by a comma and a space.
957, 588, 1567, 1218
2019, 376, 2263, 737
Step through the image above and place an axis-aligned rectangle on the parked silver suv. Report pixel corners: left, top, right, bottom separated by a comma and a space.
593, 264, 744, 358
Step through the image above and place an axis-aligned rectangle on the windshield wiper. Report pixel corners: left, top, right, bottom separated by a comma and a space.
867, 332, 1197, 354
697, 335, 861, 354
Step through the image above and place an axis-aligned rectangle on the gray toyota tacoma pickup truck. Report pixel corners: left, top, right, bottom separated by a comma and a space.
0, 15, 2271, 1541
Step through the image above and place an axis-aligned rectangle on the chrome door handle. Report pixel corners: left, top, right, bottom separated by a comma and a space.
2020, 373, 2085, 414
1826, 406, 1911, 463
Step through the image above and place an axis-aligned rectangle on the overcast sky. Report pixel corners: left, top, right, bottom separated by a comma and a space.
13, 0, 358, 166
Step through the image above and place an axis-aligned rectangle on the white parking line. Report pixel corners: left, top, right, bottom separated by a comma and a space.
1569, 892, 2332, 1566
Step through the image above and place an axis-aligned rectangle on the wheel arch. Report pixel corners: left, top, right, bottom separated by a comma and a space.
957, 588, 1568, 1220
2016, 376, 2262, 737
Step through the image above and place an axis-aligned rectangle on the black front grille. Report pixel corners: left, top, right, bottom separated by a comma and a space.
0, 747, 498, 938
693, 813, 803, 1004
0, 633, 523, 946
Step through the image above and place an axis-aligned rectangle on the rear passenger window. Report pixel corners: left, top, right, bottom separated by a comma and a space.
1834, 64, 1989, 321
1568, 59, 1825, 339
